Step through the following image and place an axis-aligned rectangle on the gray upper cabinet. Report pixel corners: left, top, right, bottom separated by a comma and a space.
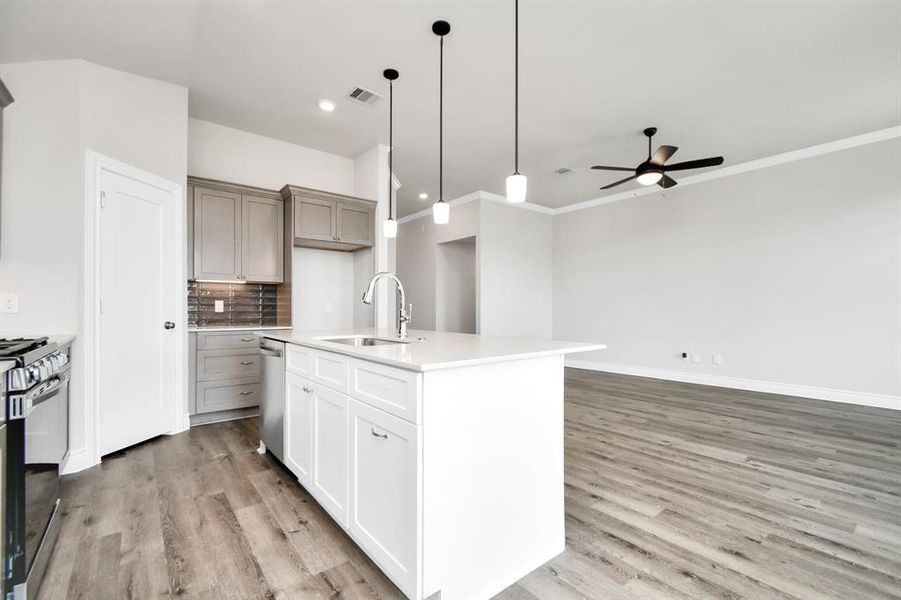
337, 202, 373, 246
242, 195, 284, 283
193, 187, 242, 281
190, 179, 285, 283
294, 197, 337, 242
283, 185, 376, 252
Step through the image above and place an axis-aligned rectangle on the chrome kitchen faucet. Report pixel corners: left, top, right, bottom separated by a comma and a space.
362, 271, 412, 339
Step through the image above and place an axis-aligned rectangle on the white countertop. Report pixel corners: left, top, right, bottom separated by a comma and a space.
261, 328, 605, 372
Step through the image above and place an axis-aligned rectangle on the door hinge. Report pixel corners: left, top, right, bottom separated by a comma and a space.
100, 190, 106, 209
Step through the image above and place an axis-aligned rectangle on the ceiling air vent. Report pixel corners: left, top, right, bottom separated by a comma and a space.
346, 86, 383, 107
553, 167, 573, 175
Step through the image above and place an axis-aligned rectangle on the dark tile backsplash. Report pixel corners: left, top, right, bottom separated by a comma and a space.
187, 281, 279, 328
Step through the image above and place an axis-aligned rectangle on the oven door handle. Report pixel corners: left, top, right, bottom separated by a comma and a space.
9, 372, 69, 419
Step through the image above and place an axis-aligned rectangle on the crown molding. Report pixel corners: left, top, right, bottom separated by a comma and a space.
555, 126, 901, 215
395, 126, 900, 222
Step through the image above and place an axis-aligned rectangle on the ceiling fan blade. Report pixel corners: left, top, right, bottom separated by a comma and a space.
650, 145, 678, 165
663, 156, 724, 172
658, 175, 677, 189
591, 165, 634, 172
600, 174, 638, 190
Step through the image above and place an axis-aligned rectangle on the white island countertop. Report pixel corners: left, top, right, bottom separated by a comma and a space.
261, 328, 605, 372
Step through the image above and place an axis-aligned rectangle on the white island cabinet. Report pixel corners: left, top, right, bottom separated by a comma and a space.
266, 329, 604, 600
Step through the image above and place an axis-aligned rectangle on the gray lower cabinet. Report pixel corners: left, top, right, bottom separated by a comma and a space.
190, 179, 284, 283
190, 331, 263, 418
196, 378, 261, 413
283, 185, 376, 251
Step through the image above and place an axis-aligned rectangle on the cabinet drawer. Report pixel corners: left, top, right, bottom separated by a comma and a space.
196, 331, 259, 350
197, 349, 261, 381
196, 379, 260, 413
350, 360, 421, 424
312, 350, 349, 393
286, 344, 313, 376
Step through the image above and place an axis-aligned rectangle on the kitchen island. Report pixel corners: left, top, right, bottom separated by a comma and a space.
261, 328, 604, 600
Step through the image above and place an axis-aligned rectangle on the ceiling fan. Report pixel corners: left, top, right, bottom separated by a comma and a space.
591, 127, 724, 190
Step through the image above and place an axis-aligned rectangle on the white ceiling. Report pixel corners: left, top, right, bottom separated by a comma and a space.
2, 1, 899, 216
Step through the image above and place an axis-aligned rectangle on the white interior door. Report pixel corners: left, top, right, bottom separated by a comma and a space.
98, 168, 177, 456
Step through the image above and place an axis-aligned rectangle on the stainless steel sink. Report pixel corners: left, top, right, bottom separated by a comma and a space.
318, 336, 409, 346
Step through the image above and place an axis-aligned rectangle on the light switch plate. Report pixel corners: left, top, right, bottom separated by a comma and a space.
0, 293, 19, 313
214, 300, 224, 313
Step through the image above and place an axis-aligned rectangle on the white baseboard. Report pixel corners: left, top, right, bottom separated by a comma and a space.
565, 359, 900, 411
169, 411, 191, 435
60, 447, 99, 475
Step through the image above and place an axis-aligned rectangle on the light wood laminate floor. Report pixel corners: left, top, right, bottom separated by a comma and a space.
39, 370, 901, 599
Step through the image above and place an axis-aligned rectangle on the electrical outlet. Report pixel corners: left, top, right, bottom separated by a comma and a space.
214, 300, 224, 313
692, 353, 701, 364
0, 293, 19, 313
713, 354, 723, 365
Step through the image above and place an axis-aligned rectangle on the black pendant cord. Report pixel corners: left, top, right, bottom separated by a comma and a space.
514, 0, 519, 175
388, 78, 393, 220
383, 68, 399, 221
432, 20, 450, 206
439, 34, 444, 203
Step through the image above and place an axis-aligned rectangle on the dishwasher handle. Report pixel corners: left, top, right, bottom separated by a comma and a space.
259, 348, 283, 358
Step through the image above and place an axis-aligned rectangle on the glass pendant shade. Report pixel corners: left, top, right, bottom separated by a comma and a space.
637, 171, 663, 186
383, 218, 397, 238
432, 201, 449, 224
506, 173, 527, 204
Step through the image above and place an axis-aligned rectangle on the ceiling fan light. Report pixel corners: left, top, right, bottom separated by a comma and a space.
637, 171, 663, 186
506, 173, 527, 203
383, 218, 397, 238
433, 201, 449, 224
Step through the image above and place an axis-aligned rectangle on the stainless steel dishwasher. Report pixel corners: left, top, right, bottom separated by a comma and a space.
258, 338, 285, 462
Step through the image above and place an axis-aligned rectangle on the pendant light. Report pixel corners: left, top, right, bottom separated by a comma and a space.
383, 68, 399, 238
432, 20, 451, 225
505, 0, 527, 204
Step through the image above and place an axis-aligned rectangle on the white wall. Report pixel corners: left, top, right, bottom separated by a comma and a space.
397, 198, 480, 331
188, 118, 354, 195
292, 248, 354, 330
479, 198, 554, 339
554, 137, 901, 401
396, 194, 554, 338
436, 237, 477, 334
0, 59, 188, 464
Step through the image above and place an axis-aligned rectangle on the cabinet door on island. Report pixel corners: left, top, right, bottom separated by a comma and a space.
285, 373, 314, 486
349, 399, 421, 596
312, 385, 349, 527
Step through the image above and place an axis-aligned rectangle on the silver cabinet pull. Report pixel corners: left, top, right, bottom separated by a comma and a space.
240, 361, 253, 365
302, 386, 313, 393
370, 428, 389, 440
239, 390, 253, 396
241, 338, 255, 342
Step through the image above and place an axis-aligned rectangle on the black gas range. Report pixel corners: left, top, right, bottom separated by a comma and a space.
1, 337, 69, 600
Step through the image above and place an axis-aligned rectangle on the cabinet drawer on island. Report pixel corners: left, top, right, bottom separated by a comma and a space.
350, 359, 421, 424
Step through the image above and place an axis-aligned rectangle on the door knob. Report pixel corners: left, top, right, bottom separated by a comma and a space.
164, 321, 175, 330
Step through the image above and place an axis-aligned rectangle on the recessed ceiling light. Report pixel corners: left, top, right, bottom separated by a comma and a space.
418, 192, 429, 200
318, 99, 336, 112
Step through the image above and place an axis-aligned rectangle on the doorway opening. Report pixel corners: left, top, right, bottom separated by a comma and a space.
436, 236, 477, 334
